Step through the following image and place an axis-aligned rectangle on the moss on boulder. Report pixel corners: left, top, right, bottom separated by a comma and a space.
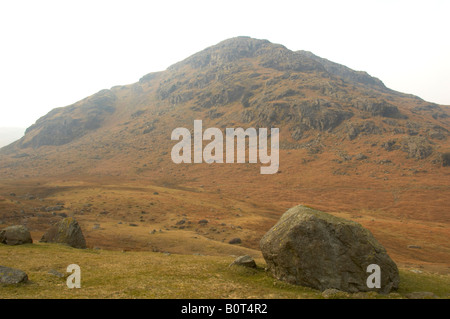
40, 217, 86, 249
260, 205, 399, 294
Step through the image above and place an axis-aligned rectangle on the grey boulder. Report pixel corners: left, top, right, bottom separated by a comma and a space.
260, 205, 399, 294
0, 225, 33, 245
0, 265, 28, 284
40, 217, 86, 249
230, 255, 257, 268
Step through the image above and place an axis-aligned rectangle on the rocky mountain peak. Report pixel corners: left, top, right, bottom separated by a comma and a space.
169, 36, 325, 73
168, 36, 271, 70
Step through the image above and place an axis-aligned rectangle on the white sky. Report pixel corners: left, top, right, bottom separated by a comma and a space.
0, 0, 449, 128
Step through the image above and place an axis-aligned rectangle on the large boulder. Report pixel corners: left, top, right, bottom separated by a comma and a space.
0, 265, 28, 284
0, 225, 33, 245
40, 217, 86, 249
260, 205, 399, 294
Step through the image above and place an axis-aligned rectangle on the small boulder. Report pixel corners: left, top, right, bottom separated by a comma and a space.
230, 255, 257, 268
0, 225, 33, 245
260, 205, 399, 294
40, 217, 86, 249
0, 265, 28, 284
228, 238, 242, 245
48, 269, 65, 278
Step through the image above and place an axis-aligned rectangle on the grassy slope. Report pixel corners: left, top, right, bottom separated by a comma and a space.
1, 243, 449, 299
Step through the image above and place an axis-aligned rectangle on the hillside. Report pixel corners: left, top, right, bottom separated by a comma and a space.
0, 37, 449, 279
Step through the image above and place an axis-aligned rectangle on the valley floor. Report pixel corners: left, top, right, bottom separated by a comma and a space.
0, 175, 449, 298
1, 243, 449, 299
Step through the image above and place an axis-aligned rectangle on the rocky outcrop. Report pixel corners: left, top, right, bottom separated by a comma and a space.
346, 121, 382, 140
297, 100, 354, 132
401, 136, 433, 159
354, 99, 404, 118
382, 139, 400, 152
197, 85, 246, 108
260, 205, 399, 294
252, 99, 353, 133
0, 225, 32, 245
40, 217, 86, 249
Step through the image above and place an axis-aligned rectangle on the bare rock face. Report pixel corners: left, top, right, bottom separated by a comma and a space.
40, 217, 86, 249
260, 205, 399, 294
0, 225, 33, 245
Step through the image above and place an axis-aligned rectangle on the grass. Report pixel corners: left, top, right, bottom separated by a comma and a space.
1, 243, 449, 299
398, 270, 450, 297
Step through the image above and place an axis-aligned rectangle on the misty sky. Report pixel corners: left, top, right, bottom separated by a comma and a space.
1, 0, 449, 129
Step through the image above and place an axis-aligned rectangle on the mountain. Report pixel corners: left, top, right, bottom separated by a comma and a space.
1, 36, 449, 179
0, 127, 25, 148
0, 37, 449, 272
2, 37, 449, 158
